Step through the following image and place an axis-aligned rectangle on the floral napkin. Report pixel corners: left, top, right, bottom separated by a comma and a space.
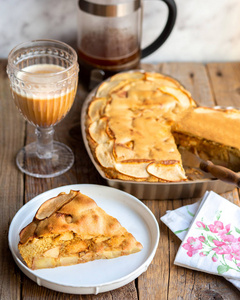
161, 191, 240, 290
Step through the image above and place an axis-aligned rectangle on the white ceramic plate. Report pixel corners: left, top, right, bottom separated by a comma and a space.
8, 184, 160, 295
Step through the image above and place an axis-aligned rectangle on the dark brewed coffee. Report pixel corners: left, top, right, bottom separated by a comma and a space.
78, 29, 141, 88
77, 0, 177, 89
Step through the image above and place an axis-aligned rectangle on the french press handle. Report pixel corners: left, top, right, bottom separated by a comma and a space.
141, 0, 177, 58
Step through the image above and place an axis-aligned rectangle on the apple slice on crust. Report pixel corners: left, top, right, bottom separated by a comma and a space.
145, 72, 181, 88
19, 222, 38, 245
127, 88, 162, 102
105, 122, 115, 139
115, 160, 152, 179
88, 117, 110, 144
95, 140, 115, 168
36, 190, 78, 220
109, 71, 145, 82
19, 190, 79, 244
87, 97, 107, 122
159, 86, 196, 109
96, 80, 129, 98
147, 161, 187, 182
113, 141, 135, 162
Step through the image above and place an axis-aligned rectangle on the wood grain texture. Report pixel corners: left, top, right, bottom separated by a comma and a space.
206, 62, 240, 108
1, 60, 240, 299
0, 60, 23, 300
161, 62, 215, 106
138, 200, 169, 300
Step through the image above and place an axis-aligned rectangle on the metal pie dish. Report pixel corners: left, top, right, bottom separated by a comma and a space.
81, 71, 239, 200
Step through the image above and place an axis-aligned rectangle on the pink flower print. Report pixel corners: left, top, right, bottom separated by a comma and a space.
230, 243, 240, 260
212, 245, 233, 261
220, 234, 237, 243
182, 237, 203, 257
213, 241, 240, 261
213, 244, 232, 255
209, 221, 224, 233
196, 221, 206, 228
213, 240, 226, 247
212, 255, 218, 262
182, 216, 240, 275
212, 240, 232, 257
198, 236, 205, 242
219, 224, 231, 235
217, 224, 235, 242
225, 254, 234, 261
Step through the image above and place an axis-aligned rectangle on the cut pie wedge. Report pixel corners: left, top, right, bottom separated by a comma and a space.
18, 190, 143, 270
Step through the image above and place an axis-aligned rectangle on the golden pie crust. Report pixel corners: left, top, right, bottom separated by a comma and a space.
85, 71, 240, 182
18, 190, 143, 270
172, 106, 240, 170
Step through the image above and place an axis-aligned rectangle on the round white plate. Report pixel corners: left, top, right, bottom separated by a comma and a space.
8, 184, 160, 295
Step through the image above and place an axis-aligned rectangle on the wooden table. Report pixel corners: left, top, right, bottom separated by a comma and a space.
1, 59, 240, 300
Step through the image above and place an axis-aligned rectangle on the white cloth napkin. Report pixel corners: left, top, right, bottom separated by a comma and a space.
161, 191, 240, 290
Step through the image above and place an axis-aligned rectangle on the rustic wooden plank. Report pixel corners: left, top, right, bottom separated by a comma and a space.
22, 277, 137, 300
140, 63, 163, 73
0, 60, 23, 300
221, 188, 240, 206
161, 62, 215, 107
138, 200, 169, 300
206, 62, 240, 107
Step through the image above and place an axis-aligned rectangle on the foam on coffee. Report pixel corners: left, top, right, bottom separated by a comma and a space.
12, 64, 77, 127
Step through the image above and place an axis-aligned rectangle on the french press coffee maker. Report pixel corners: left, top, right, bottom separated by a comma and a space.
77, 0, 177, 89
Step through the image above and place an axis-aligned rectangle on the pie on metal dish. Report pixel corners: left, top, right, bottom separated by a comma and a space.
18, 190, 143, 270
85, 71, 240, 182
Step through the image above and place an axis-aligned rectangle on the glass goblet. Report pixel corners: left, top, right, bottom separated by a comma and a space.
7, 39, 79, 178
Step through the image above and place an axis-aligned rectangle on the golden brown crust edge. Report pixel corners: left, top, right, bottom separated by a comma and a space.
18, 191, 143, 269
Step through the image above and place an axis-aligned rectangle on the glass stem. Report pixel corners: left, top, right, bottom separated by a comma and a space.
35, 127, 54, 159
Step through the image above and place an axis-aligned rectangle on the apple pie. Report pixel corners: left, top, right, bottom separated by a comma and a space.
85, 71, 240, 182
86, 71, 196, 182
18, 190, 143, 270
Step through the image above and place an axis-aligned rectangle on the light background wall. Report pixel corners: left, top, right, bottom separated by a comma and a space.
1, 0, 240, 63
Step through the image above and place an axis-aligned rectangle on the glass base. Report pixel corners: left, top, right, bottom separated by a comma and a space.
16, 141, 74, 178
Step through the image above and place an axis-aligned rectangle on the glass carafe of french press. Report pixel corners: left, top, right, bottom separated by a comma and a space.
77, 0, 177, 89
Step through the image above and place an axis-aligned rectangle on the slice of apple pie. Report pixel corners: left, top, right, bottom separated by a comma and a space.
18, 190, 143, 270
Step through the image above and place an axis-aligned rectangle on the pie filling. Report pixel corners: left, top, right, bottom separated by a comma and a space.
19, 231, 138, 269
173, 132, 240, 172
